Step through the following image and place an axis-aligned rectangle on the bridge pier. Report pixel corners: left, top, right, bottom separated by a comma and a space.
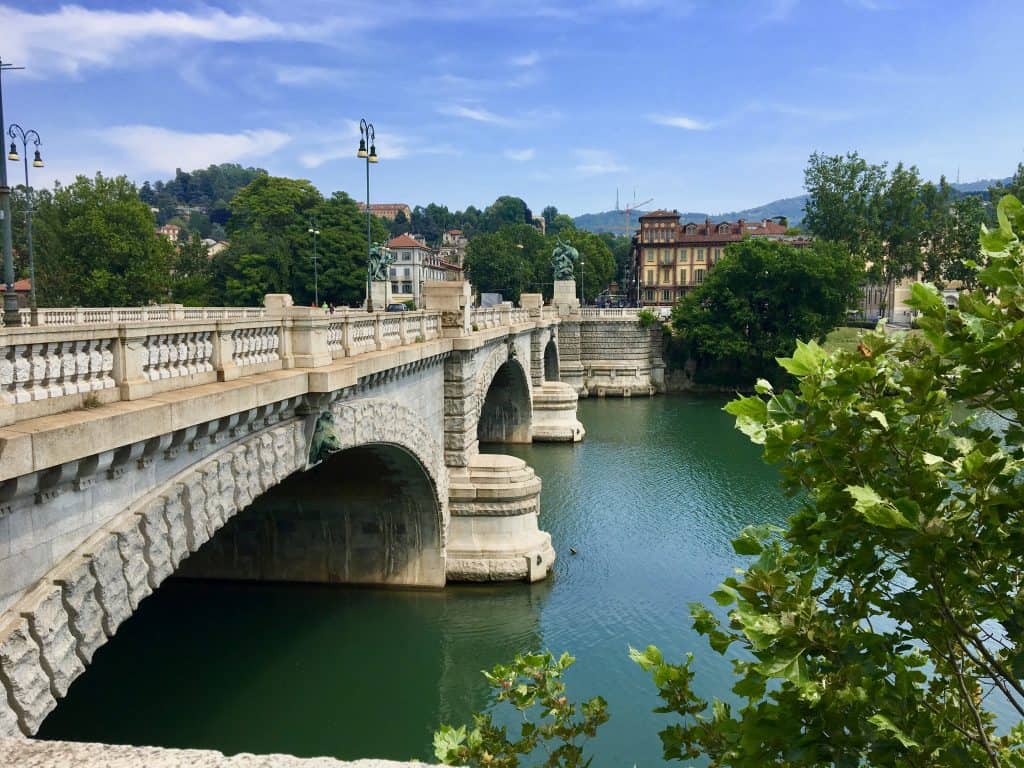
445, 454, 554, 582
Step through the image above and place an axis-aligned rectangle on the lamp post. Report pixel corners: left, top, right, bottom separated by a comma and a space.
357, 118, 379, 311
1, 57, 26, 327
7, 124, 43, 314
308, 218, 321, 307
579, 253, 585, 307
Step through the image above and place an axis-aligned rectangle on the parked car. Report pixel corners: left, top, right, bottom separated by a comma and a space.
386, 303, 408, 312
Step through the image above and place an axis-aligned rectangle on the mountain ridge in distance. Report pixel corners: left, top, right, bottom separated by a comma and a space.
573, 177, 1010, 234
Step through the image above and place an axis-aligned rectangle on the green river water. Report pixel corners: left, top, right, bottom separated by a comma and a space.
38, 396, 796, 766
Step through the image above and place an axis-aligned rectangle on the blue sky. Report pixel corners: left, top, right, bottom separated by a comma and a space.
3, 0, 1023, 216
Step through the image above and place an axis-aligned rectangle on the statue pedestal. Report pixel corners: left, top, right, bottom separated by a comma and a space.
553, 279, 579, 316
369, 281, 392, 311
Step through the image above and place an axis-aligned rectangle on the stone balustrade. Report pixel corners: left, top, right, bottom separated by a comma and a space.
0, 303, 514, 429
579, 307, 641, 319
1, 305, 269, 328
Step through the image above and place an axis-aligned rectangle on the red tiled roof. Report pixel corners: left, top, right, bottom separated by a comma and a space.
387, 234, 431, 249
13, 278, 31, 291
639, 209, 679, 219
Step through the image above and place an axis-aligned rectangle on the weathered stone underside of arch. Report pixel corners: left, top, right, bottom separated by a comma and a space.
0, 420, 307, 738
329, 398, 449, 533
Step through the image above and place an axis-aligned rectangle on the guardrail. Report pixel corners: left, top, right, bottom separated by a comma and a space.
1, 305, 269, 328
0, 302, 558, 428
579, 308, 642, 319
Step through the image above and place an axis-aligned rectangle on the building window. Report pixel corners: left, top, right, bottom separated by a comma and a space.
685, 223, 696, 234
661, 289, 671, 302
391, 282, 399, 293
645, 269, 654, 284
645, 249, 654, 263
714, 248, 722, 260
718, 223, 730, 234
402, 251, 411, 261
644, 289, 654, 301
696, 248, 705, 262
404, 267, 411, 278
679, 269, 687, 285
695, 268, 705, 284
402, 282, 412, 293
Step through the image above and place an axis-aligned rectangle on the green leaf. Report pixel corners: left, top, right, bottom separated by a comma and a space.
907, 281, 943, 314
846, 485, 916, 529
724, 395, 768, 422
433, 725, 466, 762
868, 714, 920, 748
868, 410, 889, 429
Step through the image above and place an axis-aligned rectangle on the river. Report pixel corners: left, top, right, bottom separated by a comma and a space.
37, 396, 795, 766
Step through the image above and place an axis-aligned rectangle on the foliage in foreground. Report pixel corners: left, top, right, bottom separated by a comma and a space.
433, 651, 608, 768
438, 195, 1024, 767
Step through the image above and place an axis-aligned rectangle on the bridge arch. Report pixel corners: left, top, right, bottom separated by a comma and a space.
475, 344, 533, 444
543, 338, 560, 382
0, 400, 447, 737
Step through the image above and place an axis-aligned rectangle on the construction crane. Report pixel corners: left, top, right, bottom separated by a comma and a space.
614, 188, 653, 240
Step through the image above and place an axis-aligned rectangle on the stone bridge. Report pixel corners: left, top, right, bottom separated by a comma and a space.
0, 282, 664, 743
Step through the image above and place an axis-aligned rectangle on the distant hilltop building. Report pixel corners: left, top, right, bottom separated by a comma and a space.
156, 224, 183, 241
359, 202, 412, 221
438, 228, 468, 268
630, 210, 810, 307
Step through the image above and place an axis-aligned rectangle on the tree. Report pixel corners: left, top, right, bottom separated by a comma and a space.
670, 238, 861, 384
439, 195, 1024, 768
802, 151, 886, 258
32, 173, 173, 306
217, 177, 384, 307
989, 163, 1024, 211
597, 233, 633, 286
465, 223, 547, 303
480, 196, 534, 234
633, 194, 1024, 767
218, 175, 322, 305
171, 234, 216, 306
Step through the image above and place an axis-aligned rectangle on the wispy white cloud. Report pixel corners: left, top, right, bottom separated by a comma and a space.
574, 149, 626, 176
510, 51, 541, 68
99, 125, 292, 175
505, 148, 536, 162
438, 104, 513, 125
2, 4, 348, 77
648, 114, 711, 130
746, 101, 859, 122
275, 65, 349, 86
298, 121, 458, 168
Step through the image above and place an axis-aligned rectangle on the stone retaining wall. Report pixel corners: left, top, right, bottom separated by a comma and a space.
0, 738, 438, 767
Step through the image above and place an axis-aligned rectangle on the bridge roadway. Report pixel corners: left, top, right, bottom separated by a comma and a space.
0, 281, 660, 743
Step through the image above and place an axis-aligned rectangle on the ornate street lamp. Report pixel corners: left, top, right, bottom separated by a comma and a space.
357, 118, 379, 311
308, 218, 321, 307
0, 57, 26, 327
7, 124, 43, 314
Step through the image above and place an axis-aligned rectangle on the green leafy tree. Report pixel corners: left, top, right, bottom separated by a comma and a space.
670, 238, 861, 384
989, 163, 1024, 211
465, 224, 546, 302
597, 233, 633, 287
481, 196, 534, 234
434, 651, 608, 768
802, 151, 886, 259
443, 196, 1024, 768
632, 194, 1024, 767
32, 173, 173, 306
170, 234, 216, 306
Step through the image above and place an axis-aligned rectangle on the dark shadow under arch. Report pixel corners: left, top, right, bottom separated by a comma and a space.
179, 443, 445, 587
478, 360, 532, 444
543, 339, 559, 382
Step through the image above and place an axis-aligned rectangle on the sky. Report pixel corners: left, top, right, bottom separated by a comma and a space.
2, 0, 1023, 217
